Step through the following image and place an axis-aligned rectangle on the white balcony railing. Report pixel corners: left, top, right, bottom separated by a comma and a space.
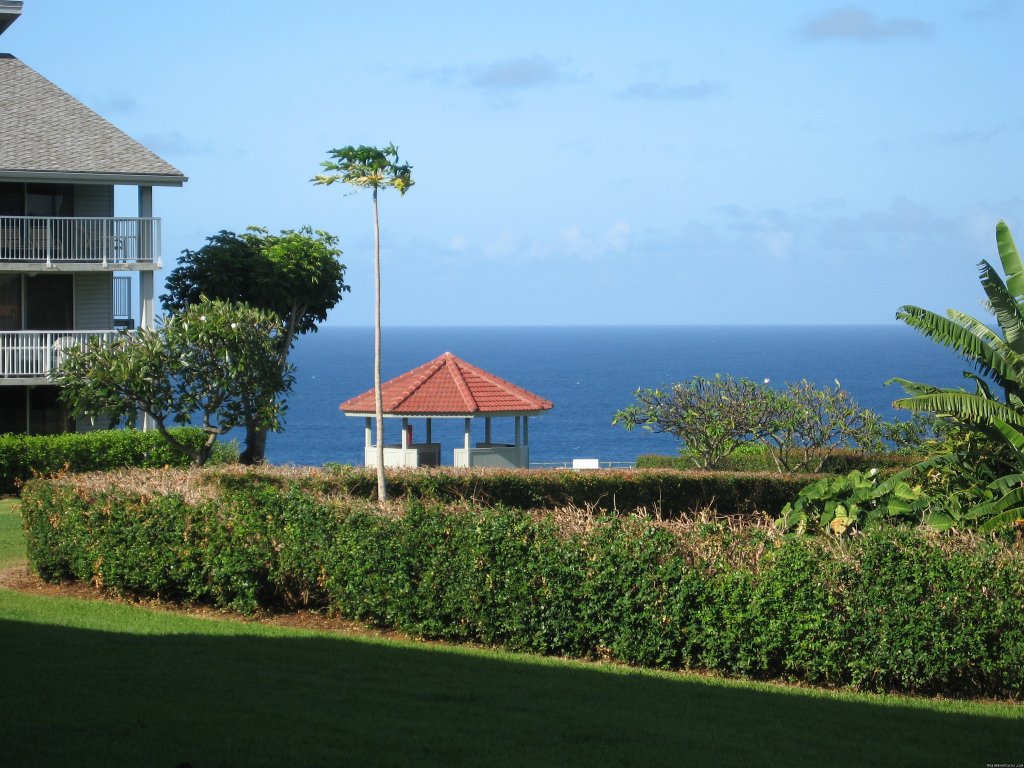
0, 331, 122, 378
0, 217, 160, 267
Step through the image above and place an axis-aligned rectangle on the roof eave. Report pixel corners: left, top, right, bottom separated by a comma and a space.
0, 169, 187, 186
0, 1, 21, 36
342, 409, 553, 418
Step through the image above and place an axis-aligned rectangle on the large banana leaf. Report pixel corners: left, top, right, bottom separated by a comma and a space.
977, 260, 1024, 355
964, 484, 1024, 532
989, 416, 1024, 453
892, 389, 1024, 428
885, 377, 955, 398
946, 307, 1024, 392
960, 371, 996, 401
896, 305, 1018, 389
988, 473, 1024, 494
874, 451, 956, 494
997, 221, 1024, 299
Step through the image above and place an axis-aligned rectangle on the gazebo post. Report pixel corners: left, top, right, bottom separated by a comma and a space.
463, 418, 471, 451
426, 418, 432, 444
485, 417, 492, 445
401, 417, 409, 449
515, 416, 521, 446
364, 417, 372, 448
524, 416, 529, 445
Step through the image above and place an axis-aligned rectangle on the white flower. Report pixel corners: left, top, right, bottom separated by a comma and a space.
199, 315, 206, 321
230, 323, 237, 329
763, 378, 770, 384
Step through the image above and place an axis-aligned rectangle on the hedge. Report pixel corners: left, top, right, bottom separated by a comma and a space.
20, 473, 1024, 700
636, 449, 919, 473
297, 465, 817, 516
0, 429, 236, 494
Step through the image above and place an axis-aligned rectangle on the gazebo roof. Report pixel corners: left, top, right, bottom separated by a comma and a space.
340, 352, 553, 416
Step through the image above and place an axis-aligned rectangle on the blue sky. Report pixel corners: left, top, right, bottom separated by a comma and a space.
5, 0, 1023, 325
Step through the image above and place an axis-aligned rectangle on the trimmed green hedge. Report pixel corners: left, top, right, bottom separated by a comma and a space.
20, 474, 1024, 700
636, 449, 919, 473
0, 429, 235, 494
300, 465, 817, 516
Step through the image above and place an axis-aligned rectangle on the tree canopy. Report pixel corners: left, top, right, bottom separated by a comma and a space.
53, 299, 292, 467
161, 226, 348, 463
162, 226, 348, 350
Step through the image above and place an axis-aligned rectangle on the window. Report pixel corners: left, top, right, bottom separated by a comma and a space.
0, 274, 21, 331
0, 183, 22, 216
0, 386, 26, 434
0, 183, 74, 216
26, 275, 73, 330
28, 386, 73, 435
26, 184, 73, 217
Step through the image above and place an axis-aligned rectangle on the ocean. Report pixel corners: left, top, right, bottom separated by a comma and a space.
250, 325, 972, 468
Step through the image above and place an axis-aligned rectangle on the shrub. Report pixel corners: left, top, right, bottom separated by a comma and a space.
19, 471, 1024, 700
636, 449, 916, 474
0, 428, 235, 494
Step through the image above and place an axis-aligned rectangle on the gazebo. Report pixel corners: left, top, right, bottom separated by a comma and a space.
339, 352, 553, 469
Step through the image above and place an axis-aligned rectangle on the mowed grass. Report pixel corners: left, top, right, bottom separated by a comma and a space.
1, 500, 1021, 767
0, 497, 25, 568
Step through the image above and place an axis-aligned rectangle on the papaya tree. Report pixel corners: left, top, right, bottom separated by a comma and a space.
313, 144, 414, 502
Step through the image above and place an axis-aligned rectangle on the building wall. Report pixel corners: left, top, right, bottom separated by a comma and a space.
74, 273, 113, 329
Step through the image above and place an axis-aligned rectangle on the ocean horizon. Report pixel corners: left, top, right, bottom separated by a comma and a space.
245, 324, 973, 468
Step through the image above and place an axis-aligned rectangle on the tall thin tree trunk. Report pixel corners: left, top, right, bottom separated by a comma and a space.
373, 187, 387, 502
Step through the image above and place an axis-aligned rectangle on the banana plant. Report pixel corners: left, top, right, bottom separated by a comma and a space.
890, 221, 1024, 531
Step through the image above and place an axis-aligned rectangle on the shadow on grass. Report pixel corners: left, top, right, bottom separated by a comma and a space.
1, 609, 1021, 768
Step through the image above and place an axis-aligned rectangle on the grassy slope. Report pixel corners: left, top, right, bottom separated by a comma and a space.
1, 501, 1021, 767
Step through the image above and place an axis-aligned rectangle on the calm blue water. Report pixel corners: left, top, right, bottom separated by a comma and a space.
250, 325, 972, 467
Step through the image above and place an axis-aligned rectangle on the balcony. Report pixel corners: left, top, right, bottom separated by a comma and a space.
0, 216, 161, 268
0, 330, 122, 380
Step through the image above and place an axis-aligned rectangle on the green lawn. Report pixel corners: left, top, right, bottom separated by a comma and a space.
0, 498, 24, 568
1, 501, 1021, 767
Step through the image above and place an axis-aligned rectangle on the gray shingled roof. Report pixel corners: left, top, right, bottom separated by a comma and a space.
0, 55, 186, 185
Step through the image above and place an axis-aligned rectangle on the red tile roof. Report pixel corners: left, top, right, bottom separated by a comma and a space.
339, 352, 554, 415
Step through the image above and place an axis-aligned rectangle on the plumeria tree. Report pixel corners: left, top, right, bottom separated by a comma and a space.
52, 298, 292, 466
614, 375, 890, 471
313, 143, 414, 501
